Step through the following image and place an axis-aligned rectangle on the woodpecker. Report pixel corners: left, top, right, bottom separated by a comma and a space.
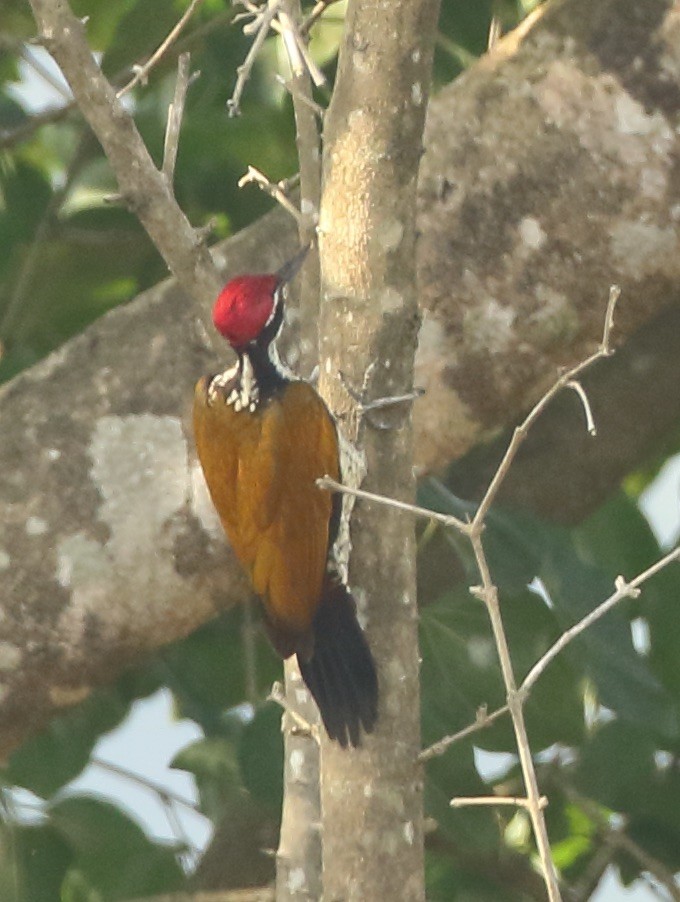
193, 249, 378, 747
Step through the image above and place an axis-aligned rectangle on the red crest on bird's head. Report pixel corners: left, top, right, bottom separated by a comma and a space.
212, 247, 310, 350
212, 274, 279, 350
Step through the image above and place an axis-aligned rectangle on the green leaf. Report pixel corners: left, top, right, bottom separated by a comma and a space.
540, 528, 678, 739
161, 607, 280, 734
238, 702, 283, 814
61, 869, 104, 902
4, 689, 129, 799
418, 479, 544, 593
419, 586, 584, 754
172, 736, 241, 822
50, 794, 185, 900
425, 747, 500, 851
0, 822, 72, 902
0, 158, 52, 248
574, 720, 656, 811
420, 587, 506, 750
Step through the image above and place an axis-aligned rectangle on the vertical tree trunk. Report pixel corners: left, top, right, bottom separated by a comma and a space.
318, 0, 441, 898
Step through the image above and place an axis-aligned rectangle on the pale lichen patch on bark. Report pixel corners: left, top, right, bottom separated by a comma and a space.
414, 314, 478, 472
89, 414, 189, 549
289, 749, 305, 780
25, 516, 48, 536
535, 62, 674, 168
49, 684, 90, 708
610, 221, 678, 279
0, 643, 21, 671
49, 413, 204, 655
189, 460, 223, 538
518, 216, 547, 251
380, 286, 403, 314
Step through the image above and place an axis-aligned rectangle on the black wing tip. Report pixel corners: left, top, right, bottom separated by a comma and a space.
298, 579, 378, 749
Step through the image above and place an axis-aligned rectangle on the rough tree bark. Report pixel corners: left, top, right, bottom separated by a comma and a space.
316, 0, 439, 897
1, 0, 679, 760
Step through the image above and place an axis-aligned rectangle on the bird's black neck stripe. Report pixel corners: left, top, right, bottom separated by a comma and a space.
241, 341, 289, 400
234, 279, 292, 407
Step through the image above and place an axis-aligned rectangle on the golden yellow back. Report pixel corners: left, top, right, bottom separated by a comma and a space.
193, 376, 340, 638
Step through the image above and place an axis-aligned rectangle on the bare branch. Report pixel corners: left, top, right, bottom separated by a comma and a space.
418, 704, 510, 762
238, 165, 305, 224
277, 8, 326, 87
600, 285, 620, 355
268, 680, 319, 741
487, 16, 502, 51
522, 546, 680, 694
162, 52, 192, 186
422, 544, 680, 769
273, 4, 323, 899
300, 0, 341, 35
317, 475, 469, 533
451, 795, 548, 810
91, 756, 202, 813
117, 0, 205, 98
28, 0, 221, 311
467, 532, 562, 901
228, 0, 281, 117
472, 286, 621, 527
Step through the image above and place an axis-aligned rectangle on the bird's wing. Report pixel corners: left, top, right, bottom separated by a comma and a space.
251, 382, 340, 635
193, 377, 340, 638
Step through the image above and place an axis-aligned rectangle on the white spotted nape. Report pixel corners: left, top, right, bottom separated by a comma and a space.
208, 359, 259, 413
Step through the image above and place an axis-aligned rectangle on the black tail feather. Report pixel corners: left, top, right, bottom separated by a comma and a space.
298, 578, 378, 748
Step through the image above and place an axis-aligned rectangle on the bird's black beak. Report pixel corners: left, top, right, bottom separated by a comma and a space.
276, 244, 310, 285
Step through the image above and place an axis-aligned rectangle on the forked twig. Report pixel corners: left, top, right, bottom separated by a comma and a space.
472, 285, 620, 527
419, 547, 680, 762
228, 0, 281, 116
238, 165, 305, 224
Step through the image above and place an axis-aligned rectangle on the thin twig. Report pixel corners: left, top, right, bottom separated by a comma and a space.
472, 285, 620, 527
238, 165, 305, 224
422, 544, 680, 763
451, 795, 547, 810
228, 0, 281, 116
468, 532, 563, 901
300, 0, 341, 35
117, 0, 205, 98
487, 16, 503, 51
566, 380, 596, 435
317, 475, 469, 533
277, 8, 326, 87
91, 756, 203, 813
419, 704, 510, 762
275, 74, 325, 117
162, 52, 192, 186
28, 0, 222, 311
521, 546, 680, 694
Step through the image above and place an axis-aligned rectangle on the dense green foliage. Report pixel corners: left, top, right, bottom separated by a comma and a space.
1, 0, 679, 899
